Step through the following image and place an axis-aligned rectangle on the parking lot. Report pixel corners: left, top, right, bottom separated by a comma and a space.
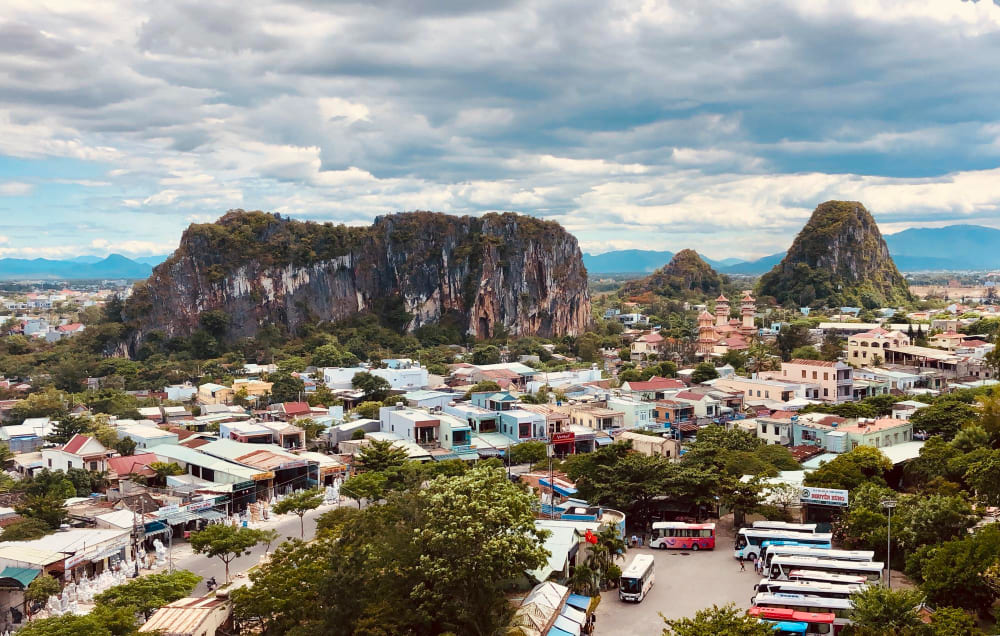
595, 537, 755, 635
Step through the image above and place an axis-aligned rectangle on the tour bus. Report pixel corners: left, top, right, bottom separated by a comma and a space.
769, 556, 883, 583
752, 593, 852, 630
758, 540, 832, 564
753, 521, 818, 534
649, 522, 716, 550
748, 606, 836, 635
753, 579, 865, 602
787, 570, 868, 586
735, 529, 834, 561
619, 553, 655, 602
762, 547, 875, 570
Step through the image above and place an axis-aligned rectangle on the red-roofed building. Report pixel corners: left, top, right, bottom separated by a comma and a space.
107, 453, 158, 479
56, 323, 85, 334
621, 376, 686, 401
41, 434, 110, 473
272, 402, 311, 418
631, 331, 665, 358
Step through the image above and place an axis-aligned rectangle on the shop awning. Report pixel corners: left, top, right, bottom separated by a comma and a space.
457, 451, 481, 462
477, 448, 504, 458
540, 478, 577, 497
198, 510, 226, 522
565, 594, 592, 611
594, 437, 614, 446
432, 453, 459, 462
143, 521, 169, 538
162, 511, 200, 525
552, 615, 581, 635
548, 628, 575, 636
0, 567, 39, 590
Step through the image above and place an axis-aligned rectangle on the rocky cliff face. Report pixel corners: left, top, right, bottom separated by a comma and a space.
124, 211, 590, 346
621, 249, 725, 300
757, 201, 911, 307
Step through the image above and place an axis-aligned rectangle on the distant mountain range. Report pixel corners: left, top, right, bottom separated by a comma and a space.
582, 250, 742, 274
584, 224, 1000, 274
0, 254, 167, 280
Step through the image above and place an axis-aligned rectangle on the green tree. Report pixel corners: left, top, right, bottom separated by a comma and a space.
353, 400, 383, 420
340, 471, 387, 508
470, 345, 501, 365
269, 372, 305, 404
507, 440, 547, 466
965, 450, 1000, 506
406, 466, 548, 635
273, 488, 325, 538
790, 345, 822, 360
231, 539, 330, 634
804, 446, 891, 490
25, 574, 61, 607
909, 399, 977, 441
845, 585, 924, 633
93, 569, 201, 620
114, 436, 137, 457
148, 461, 184, 487
662, 603, 772, 635
924, 606, 983, 635
190, 524, 265, 584
354, 439, 409, 473
721, 475, 764, 528
690, 362, 719, 384
16, 493, 67, 528
15, 614, 112, 636
1, 517, 53, 541
351, 372, 391, 402
312, 343, 358, 368
913, 524, 1000, 614
199, 310, 231, 338
46, 415, 90, 444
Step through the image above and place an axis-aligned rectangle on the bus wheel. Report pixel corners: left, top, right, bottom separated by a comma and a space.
691, 544, 699, 551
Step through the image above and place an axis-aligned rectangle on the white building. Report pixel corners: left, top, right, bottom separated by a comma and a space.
323, 365, 429, 391
41, 435, 110, 473
525, 366, 603, 394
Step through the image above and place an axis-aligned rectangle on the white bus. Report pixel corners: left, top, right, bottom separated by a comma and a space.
619, 553, 655, 602
735, 529, 834, 561
769, 556, 883, 583
753, 521, 818, 534
752, 593, 853, 629
787, 569, 868, 586
753, 578, 865, 602
762, 546, 875, 569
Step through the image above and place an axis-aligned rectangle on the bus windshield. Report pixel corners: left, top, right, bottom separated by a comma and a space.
620, 577, 642, 594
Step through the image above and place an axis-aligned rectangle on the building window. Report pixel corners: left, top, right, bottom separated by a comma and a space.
90, 461, 98, 471
47, 459, 52, 468
823, 388, 829, 397
812, 371, 817, 379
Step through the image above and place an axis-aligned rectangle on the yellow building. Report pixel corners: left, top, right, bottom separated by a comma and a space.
197, 379, 273, 405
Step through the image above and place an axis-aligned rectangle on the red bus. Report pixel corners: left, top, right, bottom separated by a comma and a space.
748, 606, 835, 635
649, 522, 715, 550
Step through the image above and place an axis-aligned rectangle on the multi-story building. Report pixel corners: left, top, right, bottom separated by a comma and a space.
847, 328, 911, 365
606, 396, 655, 430
770, 359, 853, 402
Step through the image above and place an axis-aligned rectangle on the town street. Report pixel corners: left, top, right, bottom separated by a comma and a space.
155, 501, 337, 595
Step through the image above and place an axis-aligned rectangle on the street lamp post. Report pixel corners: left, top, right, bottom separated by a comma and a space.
881, 499, 897, 588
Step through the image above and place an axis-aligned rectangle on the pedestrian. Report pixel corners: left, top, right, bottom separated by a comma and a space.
739, 555, 746, 572
631, 534, 638, 548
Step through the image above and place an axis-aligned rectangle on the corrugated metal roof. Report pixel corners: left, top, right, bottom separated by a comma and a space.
139, 596, 230, 634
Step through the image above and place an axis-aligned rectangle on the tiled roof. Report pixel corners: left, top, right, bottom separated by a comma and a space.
787, 359, 838, 367
107, 453, 158, 476
61, 434, 92, 455
627, 377, 685, 391
282, 401, 311, 416
788, 445, 825, 462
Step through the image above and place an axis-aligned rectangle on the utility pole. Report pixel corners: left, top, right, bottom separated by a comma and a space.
882, 499, 897, 588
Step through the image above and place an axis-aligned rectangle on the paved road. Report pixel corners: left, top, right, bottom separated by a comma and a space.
159, 502, 335, 595
595, 542, 756, 635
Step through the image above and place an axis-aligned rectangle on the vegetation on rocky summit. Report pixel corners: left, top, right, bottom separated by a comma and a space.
757, 201, 911, 308
620, 249, 727, 301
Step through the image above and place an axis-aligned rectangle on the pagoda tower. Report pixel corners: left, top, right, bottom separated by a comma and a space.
740, 290, 756, 337
697, 310, 717, 355
714, 294, 729, 327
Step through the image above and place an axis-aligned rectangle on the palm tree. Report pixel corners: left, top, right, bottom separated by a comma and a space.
568, 564, 599, 596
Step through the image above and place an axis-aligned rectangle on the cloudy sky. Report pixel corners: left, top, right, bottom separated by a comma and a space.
3, 0, 1000, 261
